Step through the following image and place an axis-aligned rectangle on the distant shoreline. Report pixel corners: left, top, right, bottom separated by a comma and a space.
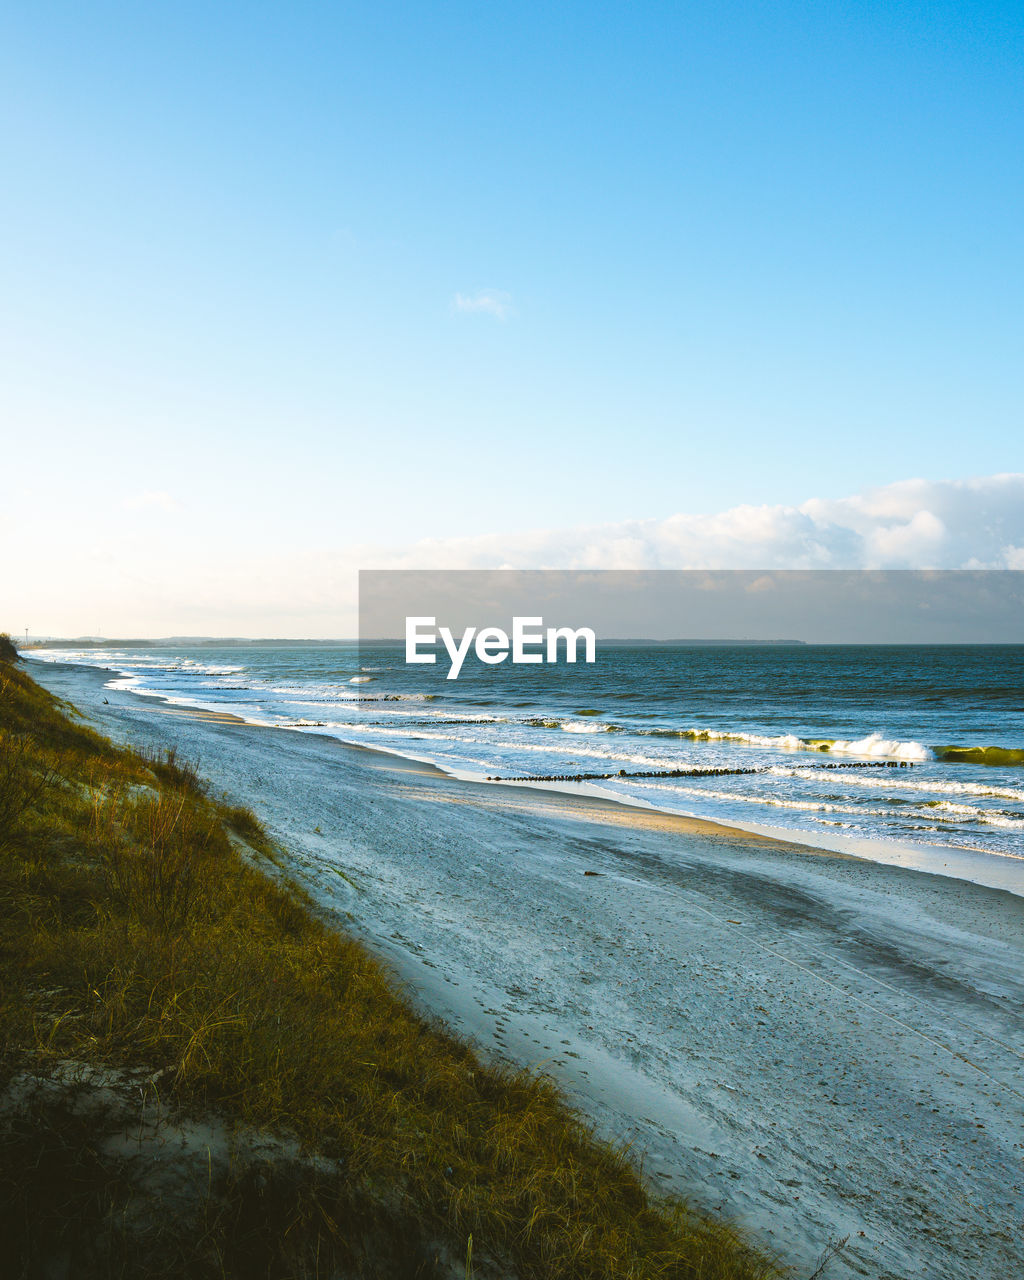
24, 637, 1024, 648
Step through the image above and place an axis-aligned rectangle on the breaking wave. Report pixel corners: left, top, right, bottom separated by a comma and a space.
638, 725, 933, 760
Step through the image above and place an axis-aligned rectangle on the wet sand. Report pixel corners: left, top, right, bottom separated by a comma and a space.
30, 658, 1024, 1280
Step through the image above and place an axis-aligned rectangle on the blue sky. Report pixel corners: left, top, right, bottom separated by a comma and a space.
2, 2, 1022, 632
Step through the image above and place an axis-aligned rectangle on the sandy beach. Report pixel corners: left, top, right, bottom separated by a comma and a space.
29, 658, 1024, 1280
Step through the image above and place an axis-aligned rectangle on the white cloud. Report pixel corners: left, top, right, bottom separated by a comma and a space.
230, 473, 1024, 632
451, 289, 513, 320
1002, 546, 1024, 569
371, 473, 1024, 573
6, 474, 1024, 637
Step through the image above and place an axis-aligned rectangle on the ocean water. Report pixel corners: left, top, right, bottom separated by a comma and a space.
31, 644, 1024, 888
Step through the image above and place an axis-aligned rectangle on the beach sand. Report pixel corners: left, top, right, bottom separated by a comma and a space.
29, 659, 1024, 1280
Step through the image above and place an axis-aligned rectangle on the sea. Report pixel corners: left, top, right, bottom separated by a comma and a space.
30, 643, 1024, 894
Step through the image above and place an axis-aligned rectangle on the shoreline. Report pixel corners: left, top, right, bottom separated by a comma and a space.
33, 653, 866, 854
27, 657, 1024, 1280
28, 653, 1024, 898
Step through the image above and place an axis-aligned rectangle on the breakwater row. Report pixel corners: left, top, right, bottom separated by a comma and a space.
487, 760, 917, 783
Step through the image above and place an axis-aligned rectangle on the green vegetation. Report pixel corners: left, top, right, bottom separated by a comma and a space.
933, 744, 1024, 767
0, 636, 783, 1279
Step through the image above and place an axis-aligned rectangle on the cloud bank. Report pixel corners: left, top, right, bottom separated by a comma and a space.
8, 474, 1024, 636
377, 473, 1024, 572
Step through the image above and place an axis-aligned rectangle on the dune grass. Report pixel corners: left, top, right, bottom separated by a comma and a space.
0, 638, 785, 1279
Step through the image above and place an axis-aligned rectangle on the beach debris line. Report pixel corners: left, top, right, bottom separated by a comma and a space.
486, 760, 916, 782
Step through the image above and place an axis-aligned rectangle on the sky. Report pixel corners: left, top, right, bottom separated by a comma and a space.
1, 2, 1022, 636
